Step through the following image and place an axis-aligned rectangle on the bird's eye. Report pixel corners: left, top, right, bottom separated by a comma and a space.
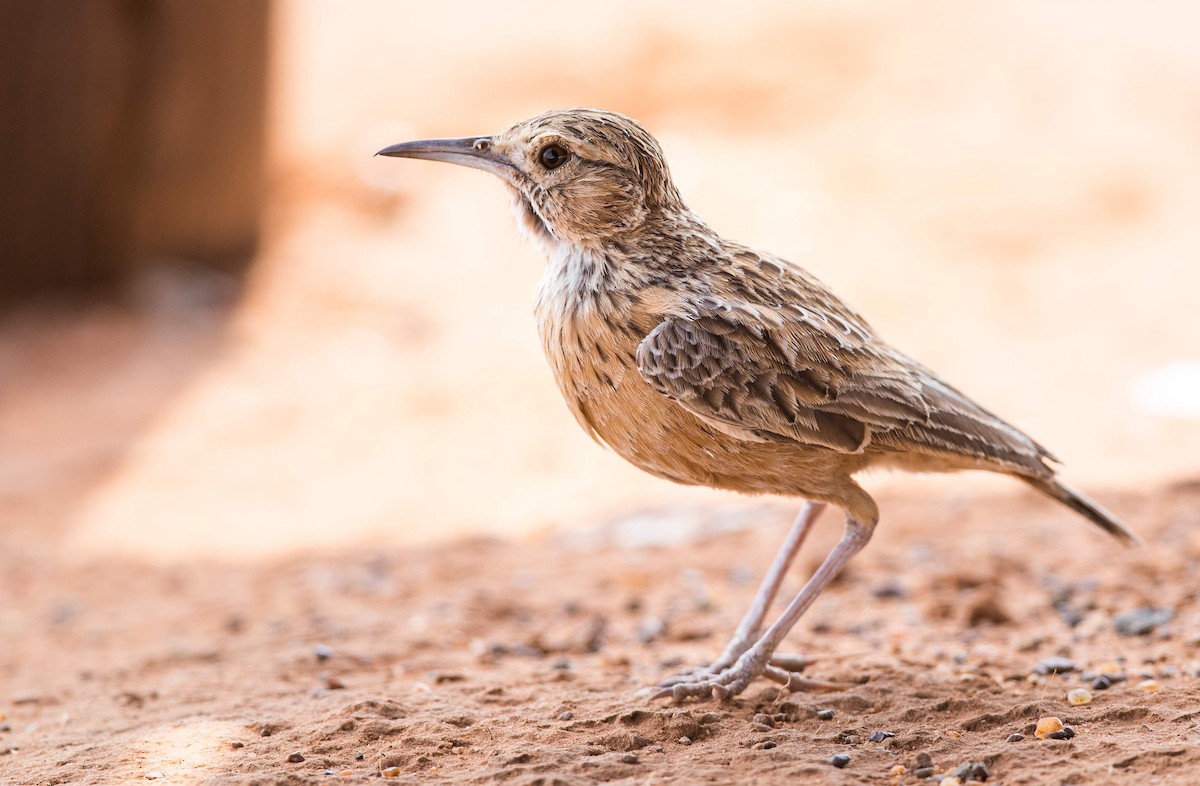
539, 143, 569, 170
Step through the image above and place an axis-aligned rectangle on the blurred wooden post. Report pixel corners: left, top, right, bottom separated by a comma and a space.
0, 0, 271, 304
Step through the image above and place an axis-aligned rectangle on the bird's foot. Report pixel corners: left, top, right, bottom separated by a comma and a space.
655, 651, 816, 689
650, 651, 857, 702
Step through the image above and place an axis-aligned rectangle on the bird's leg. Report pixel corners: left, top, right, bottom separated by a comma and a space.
653, 514, 876, 702
657, 502, 825, 688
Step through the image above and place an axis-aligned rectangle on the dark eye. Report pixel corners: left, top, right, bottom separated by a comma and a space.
539, 143, 569, 170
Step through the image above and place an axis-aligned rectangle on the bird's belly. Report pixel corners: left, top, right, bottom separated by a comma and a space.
568, 368, 859, 498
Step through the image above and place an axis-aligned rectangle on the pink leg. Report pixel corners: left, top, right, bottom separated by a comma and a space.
654, 513, 876, 702
657, 502, 825, 687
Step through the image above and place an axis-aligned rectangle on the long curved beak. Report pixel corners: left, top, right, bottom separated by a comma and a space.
375, 136, 518, 183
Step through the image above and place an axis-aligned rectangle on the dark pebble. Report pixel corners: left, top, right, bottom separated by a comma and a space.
323, 771, 335, 776
0, 724, 10, 733
314, 643, 333, 662
753, 740, 778, 750
259, 727, 272, 737
913, 767, 935, 778
829, 753, 851, 769
1048, 726, 1076, 740
1114, 607, 1174, 636
868, 730, 895, 742
355, 753, 365, 761
953, 761, 990, 782
324, 676, 346, 690
872, 580, 907, 600
1092, 675, 1113, 690
229, 741, 244, 749
816, 709, 836, 720
558, 711, 573, 721
1034, 656, 1077, 675
753, 713, 775, 728
1006, 733, 1024, 743
287, 752, 305, 763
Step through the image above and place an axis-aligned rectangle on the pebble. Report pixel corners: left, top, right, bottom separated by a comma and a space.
1006, 733, 1024, 742
381, 766, 401, 778
1067, 688, 1093, 706
287, 752, 305, 763
753, 713, 775, 728
829, 753, 851, 769
752, 740, 777, 750
677, 736, 692, 745
1034, 717, 1064, 739
1047, 726, 1076, 740
941, 778, 962, 786
1114, 607, 1174, 636
558, 711, 573, 721
1138, 679, 1161, 692
314, 644, 333, 662
868, 730, 895, 742
1034, 656, 1077, 675
355, 753, 365, 761
619, 753, 638, 764
1091, 675, 1114, 691
145, 773, 164, 780
324, 676, 346, 690
229, 741, 244, 749
888, 764, 906, 776
259, 727, 272, 737
952, 761, 990, 781
816, 708, 836, 720
913, 767, 935, 778
915, 752, 933, 769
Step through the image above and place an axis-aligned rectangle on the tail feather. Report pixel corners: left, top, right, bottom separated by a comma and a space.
1023, 476, 1141, 546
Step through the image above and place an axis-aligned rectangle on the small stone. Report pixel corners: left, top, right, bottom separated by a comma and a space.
751, 722, 773, 733
913, 767, 935, 778
1034, 716, 1064, 739
888, 764, 906, 776
1067, 688, 1093, 706
952, 761, 990, 781
752, 740, 778, 750
1091, 675, 1113, 691
381, 766, 402, 778
259, 727, 272, 737
915, 752, 933, 769
324, 771, 335, 776
324, 676, 346, 690
816, 708, 836, 720
145, 773, 164, 781
753, 713, 775, 728
619, 753, 638, 764
1006, 733, 1024, 742
1138, 678, 1161, 692
229, 741, 244, 749
287, 752, 305, 763
941, 778, 962, 786
1114, 607, 1174, 636
338, 771, 352, 777
944, 730, 962, 738
677, 736, 692, 745
0, 724, 9, 733
1034, 656, 1077, 676
354, 753, 365, 761
558, 711, 573, 721
868, 730, 895, 742
1047, 726, 1076, 740
314, 644, 333, 662
829, 753, 851, 768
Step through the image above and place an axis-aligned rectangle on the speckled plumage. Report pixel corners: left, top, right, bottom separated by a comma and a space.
379, 109, 1137, 701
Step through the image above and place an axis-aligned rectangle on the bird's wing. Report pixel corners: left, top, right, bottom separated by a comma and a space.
635, 295, 1053, 475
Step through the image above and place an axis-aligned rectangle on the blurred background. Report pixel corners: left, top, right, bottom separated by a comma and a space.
2, 0, 1198, 563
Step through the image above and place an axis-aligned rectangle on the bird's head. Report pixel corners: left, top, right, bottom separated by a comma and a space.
377, 109, 684, 248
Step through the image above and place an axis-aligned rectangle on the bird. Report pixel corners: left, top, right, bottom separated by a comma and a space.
377, 108, 1138, 702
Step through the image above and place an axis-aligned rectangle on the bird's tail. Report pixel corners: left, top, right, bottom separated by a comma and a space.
1022, 476, 1141, 546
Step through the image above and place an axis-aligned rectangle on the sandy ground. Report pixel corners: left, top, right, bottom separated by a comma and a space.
4, 480, 1200, 785
5, 2, 1200, 784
